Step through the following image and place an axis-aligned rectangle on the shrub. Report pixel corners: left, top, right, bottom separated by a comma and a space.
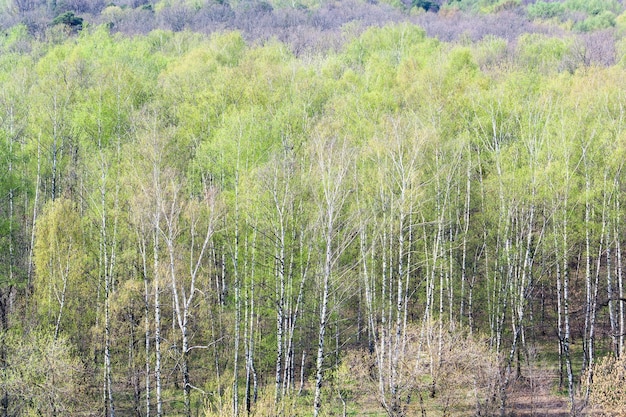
588, 353, 626, 415
340, 321, 501, 416
1, 329, 87, 416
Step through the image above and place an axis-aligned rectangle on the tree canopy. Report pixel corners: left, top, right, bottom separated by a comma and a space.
2, 2, 626, 416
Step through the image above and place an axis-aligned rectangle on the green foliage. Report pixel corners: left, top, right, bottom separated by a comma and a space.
516, 33, 572, 73
564, 0, 621, 16
51, 11, 84, 29
471, 35, 508, 68
344, 24, 429, 68
527, 1, 565, 20
527, 0, 623, 30
33, 199, 93, 342
573, 10, 617, 32
412, 0, 439, 12
483, 0, 520, 13
443, 0, 482, 12
1, 329, 86, 416
3, 14, 626, 417
446, 46, 478, 73
0, 24, 30, 53
443, 0, 519, 13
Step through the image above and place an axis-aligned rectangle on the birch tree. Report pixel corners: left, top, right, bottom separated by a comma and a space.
309, 129, 354, 417
33, 198, 88, 340
161, 174, 220, 417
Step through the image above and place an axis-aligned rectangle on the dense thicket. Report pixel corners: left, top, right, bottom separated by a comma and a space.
2, 1, 626, 415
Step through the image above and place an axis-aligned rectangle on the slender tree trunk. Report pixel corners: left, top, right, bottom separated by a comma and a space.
27, 134, 42, 290
554, 221, 564, 389
312, 135, 350, 417
371, 245, 385, 409
460, 189, 468, 327
562, 205, 575, 412
274, 213, 285, 408
402, 212, 413, 355
298, 350, 306, 396
164, 191, 189, 416
391, 192, 405, 416
51, 101, 58, 201
608, 227, 618, 356
617, 211, 624, 357
138, 228, 151, 417
313, 213, 332, 417
153, 204, 162, 417
583, 157, 592, 376
245, 228, 257, 415
99, 144, 119, 417
556, 139, 575, 412
104, 266, 115, 417
380, 219, 388, 402
233, 170, 241, 417
53, 246, 70, 341
7, 110, 13, 296
585, 183, 607, 403
284, 223, 310, 398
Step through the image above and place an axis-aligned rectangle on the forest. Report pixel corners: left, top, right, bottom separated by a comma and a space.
2, 0, 626, 415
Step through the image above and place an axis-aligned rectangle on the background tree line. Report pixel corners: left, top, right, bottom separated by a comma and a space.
2, 5, 626, 415
1, 0, 625, 57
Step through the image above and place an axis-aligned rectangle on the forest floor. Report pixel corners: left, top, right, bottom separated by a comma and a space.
504, 346, 605, 417
349, 364, 574, 417
506, 365, 571, 417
